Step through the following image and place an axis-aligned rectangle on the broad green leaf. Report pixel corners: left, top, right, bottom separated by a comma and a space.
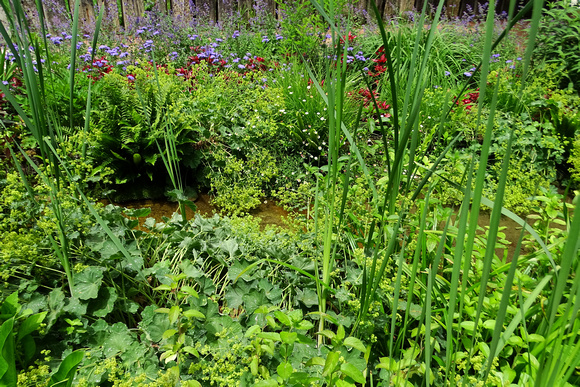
255, 379, 278, 387
317, 330, 336, 340
322, 351, 340, 377
245, 325, 261, 338
344, 337, 366, 353
17, 312, 47, 341
48, 350, 84, 387
154, 284, 172, 291
274, 311, 292, 327
277, 361, 293, 379
306, 357, 326, 366
340, 363, 365, 384
257, 332, 280, 342
182, 309, 205, 320
89, 287, 118, 318
180, 286, 199, 298
0, 293, 19, 318
280, 331, 298, 345
335, 380, 355, 387
168, 306, 180, 324
162, 329, 178, 339
73, 267, 104, 300
0, 318, 16, 385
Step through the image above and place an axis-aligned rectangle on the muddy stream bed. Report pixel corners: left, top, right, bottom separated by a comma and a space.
108, 193, 572, 260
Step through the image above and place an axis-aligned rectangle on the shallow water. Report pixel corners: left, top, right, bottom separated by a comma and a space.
111, 193, 291, 228
110, 194, 572, 260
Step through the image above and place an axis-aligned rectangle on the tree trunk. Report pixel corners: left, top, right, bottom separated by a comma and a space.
96, 0, 120, 30
121, 0, 145, 29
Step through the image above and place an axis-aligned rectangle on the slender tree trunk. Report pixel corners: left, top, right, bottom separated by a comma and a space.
121, 0, 145, 29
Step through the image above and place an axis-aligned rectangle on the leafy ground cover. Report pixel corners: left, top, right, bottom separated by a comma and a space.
0, 0, 579, 385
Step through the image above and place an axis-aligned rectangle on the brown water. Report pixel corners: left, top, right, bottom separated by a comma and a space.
111, 195, 572, 260
112, 194, 292, 228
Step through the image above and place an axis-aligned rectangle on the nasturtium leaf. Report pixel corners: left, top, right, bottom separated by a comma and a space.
277, 361, 293, 379
73, 267, 105, 300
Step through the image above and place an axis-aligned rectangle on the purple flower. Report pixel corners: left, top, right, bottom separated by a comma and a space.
505, 59, 513, 63
276, 33, 283, 40
216, 38, 223, 43
464, 72, 472, 77
262, 36, 269, 43
232, 30, 240, 39
509, 65, 515, 69
2, 81, 8, 85
492, 53, 500, 58
445, 71, 451, 76
99, 44, 110, 50
127, 75, 135, 81
238, 64, 245, 69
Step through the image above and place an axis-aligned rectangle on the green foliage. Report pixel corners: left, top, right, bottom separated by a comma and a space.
570, 136, 580, 183
207, 148, 278, 216
536, 0, 580, 89
90, 65, 201, 186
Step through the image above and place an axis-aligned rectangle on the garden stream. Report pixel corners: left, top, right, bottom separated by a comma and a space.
110, 195, 572, 260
